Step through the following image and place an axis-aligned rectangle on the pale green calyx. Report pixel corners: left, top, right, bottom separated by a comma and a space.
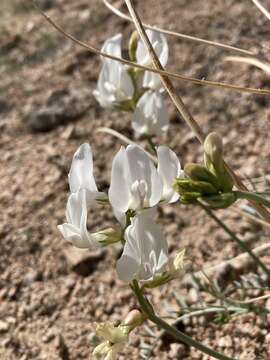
128, 31, 139, 62
144, 249, 186, 288
94, 228, 122, 246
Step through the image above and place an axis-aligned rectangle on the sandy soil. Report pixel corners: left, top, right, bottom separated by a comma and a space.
1, 0, 270, 359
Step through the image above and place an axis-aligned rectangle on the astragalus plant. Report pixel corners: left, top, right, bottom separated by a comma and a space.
35, 0, 270, 358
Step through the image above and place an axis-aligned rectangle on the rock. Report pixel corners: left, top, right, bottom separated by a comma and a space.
63, 247, 106, 276
0, 321, 9, 333
218, 335, 233, 348
23, 270, 42, 286
24, 88, 92, 132
169, 343, 186, 359
187, 288, 199, 305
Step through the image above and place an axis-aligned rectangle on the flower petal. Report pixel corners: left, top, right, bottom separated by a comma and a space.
102, 33, 123, 59
58, 189, 98, 249
109, 147, 131, 218
126, 145, 163, 208
68, 143, 98, 196
116, 214, 168, 282
157, 146, 183, 203
136, 30, 168, 67
132, 91, 169, 137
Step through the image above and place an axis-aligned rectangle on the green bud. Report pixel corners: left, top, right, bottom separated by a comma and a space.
203, 132, 234, 192
184, 163, 220, 189
129, 31, 139, 62
173, 179, 218, 196
180, 192, 201, 204
201, 193, 237, 209
204, 132, 223, 172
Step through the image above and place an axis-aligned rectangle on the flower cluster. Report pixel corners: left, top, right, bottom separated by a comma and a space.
58, 143, 185, 284
174, 132, 236, 209
93, 30, 170, 137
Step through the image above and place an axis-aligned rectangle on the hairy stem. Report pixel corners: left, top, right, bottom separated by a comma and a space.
131, 280, 236, 360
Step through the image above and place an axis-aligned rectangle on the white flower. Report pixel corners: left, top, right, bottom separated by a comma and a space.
136, 30, 168, 67
93, 34, 134, 109
116, 213, 168, 283
58, 143, 109, 248
109, 145, 163, 225
58, 189, 101, 248
93, 322, 128, 360
136, 30, 169, 91
157, 146, 184, 203
132, 90, 169, 137
69, 143, 100, 199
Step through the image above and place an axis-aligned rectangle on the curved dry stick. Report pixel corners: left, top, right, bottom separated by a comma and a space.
124, 0, 270, 222
225, 56, 270, 75
104, 0, 256, 57
32, 2, 270, 96
96, 127, 157, 162
251, 0, 270, 21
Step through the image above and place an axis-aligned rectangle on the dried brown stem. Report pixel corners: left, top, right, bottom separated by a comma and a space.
104, 0, 256, 57
31, 1, 270, 96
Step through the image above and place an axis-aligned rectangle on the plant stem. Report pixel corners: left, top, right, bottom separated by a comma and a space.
146, 136, 157, 155
131, 280, 236, 360
235, 191, 270, 209
200, 203, 270, 279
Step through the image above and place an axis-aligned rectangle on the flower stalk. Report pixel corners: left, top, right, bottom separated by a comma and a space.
131, 280, 236, 360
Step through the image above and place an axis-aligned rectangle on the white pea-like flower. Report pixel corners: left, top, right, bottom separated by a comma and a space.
109, 145, 163, 225
93, 34, 134, 109
137, 29, 169, 92
132, 90, 169, 137
58, 189, 102, 249
136, 30, 169, 68
69, 143, 100, 200
157, 145, 184, 203
58, 143, 112, 248
116, 213, 169, 283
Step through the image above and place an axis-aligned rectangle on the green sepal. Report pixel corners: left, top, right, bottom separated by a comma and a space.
200, 193, 237, 209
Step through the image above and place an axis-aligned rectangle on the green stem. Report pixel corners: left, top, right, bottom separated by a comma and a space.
146, 136, 157, 155
131, 280, 236, 360
235, 191, 270, 209
200, 203, 270, 279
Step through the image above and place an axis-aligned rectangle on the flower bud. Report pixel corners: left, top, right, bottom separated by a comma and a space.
173, 248, 185, 274
201, 193, 237, 209
173, 179, 217, 196
120, 310, 146, 335
203, 132, 234, 192
204, 132, 223, 172
129, 31, 139, 62
184, 163, 219, 189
